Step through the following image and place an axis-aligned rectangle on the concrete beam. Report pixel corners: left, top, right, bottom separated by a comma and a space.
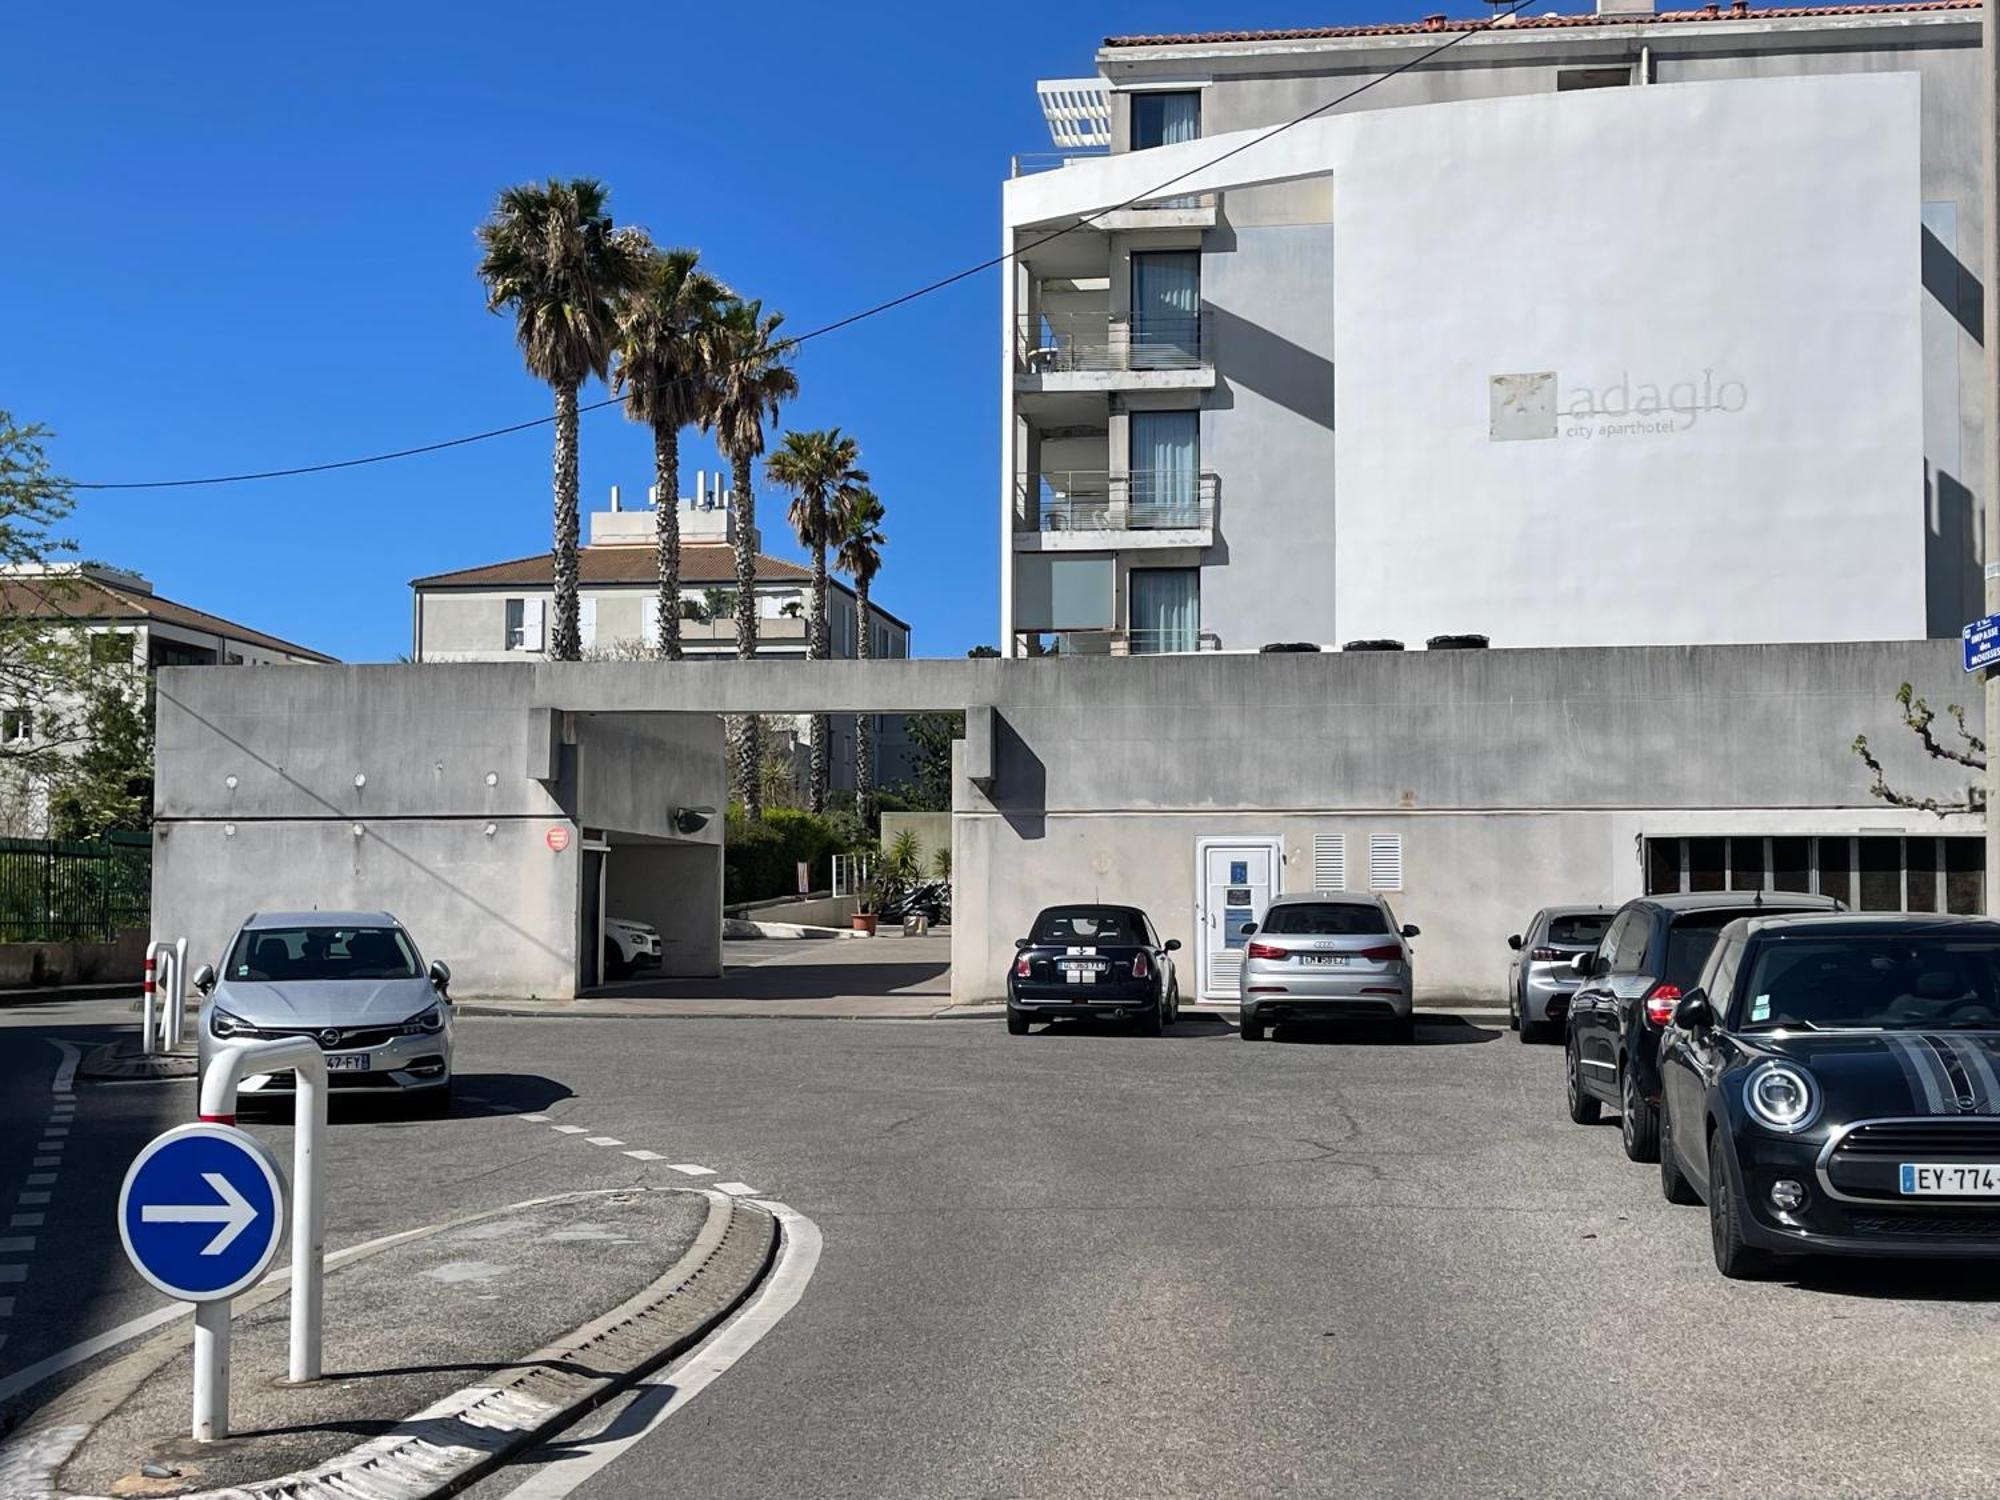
963, 706, 995, 791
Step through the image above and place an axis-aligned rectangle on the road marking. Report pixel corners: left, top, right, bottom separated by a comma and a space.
31, 1157, 57, 1169
0, 1266, 24, 1283
666, 1164, 714, 1178
26, 1174, 55, 1186
46, 1039, 81, 1095
551, 1125, 590, 1135
715, 1182, 761, 1197
584, 1136, 624, 1147
622, 1150, 664, 1162
0, 1238, 33, 1254
0, 1296, 13, 1316
496, 1201, 822, 1500
518, 1113, 551, 1122
17, 1193, 49, 1206
9, 1214, 43, 1229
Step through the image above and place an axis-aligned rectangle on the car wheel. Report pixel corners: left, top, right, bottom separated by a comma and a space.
1007, 1007, 1030, 1036
1240, 1017, 1264, 1041
1659, 1105, 1700, 1205
1508, 989, 1520, 1032
1168, 980, 1180, 1025
1566, 1039, 1601, 1124
1708, 1129, 1776, 1280
1518, 1006, 1542, 1045
1620, 1062, 1660, 1162
1141, 997, 1165, 1037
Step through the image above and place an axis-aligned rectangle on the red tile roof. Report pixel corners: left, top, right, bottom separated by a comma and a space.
0, 575, 336, 662
413, 544, 812, 588
1104, 0, 1975, 45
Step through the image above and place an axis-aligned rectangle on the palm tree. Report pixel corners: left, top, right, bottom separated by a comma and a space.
612, 247, 730, 660
767, 429, 869, 813
701, 299, 797, 817
476, 178, 648, 660
834, 487, 886, 823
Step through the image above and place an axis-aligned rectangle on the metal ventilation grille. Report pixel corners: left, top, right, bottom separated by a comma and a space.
1367, 833, 1404, 892
1313, 834, 1346, 892
1209, 952, 1244, 997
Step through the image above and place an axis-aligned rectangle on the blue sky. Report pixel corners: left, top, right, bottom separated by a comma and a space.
6, 0, 1494, 662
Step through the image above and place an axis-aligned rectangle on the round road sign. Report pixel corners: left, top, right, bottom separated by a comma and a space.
118, 1123, 287, 1302
546, 826, 572, 852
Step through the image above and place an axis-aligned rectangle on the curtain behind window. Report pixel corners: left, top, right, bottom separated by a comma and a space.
1130, 410, 1198, 524
1131, 568, 1199, 654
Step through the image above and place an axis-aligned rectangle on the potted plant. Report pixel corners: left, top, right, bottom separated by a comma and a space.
852, 869, 882, 935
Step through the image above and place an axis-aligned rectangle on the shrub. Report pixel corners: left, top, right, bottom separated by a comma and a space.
723, 807, 867, 905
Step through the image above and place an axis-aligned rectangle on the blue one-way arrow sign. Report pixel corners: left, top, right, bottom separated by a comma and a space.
1965, 613, 2000, 674
119, 1123, 286, 1302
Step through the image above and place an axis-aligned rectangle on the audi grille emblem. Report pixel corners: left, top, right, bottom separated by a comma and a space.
319, 1028, 342, 1048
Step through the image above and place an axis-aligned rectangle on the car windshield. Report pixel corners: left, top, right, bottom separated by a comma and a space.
226, 925, 421, 982
1736, 935, 2000, 1030
1547, 913, 1612, 946
1032, 909, 1138, 945
1260, 903, 1388, 936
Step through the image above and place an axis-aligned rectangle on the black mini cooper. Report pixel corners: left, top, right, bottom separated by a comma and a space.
1007, 904, 1182, 1036
1658, 912, 2000, 1278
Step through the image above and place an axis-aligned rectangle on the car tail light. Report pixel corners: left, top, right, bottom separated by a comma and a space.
1015, 955, 1032, 978
1531, 946, 1561, 962
1358, 944, 1403, 962
1131, 953, 1150, 979
1245, 942, 1288, 961
1644, 984, 1682, 1027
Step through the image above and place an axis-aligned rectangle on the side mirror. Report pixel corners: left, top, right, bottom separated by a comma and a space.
1507, 934, 1523, 951
428, 959, 452, 991
192, 964, 217, 996
1674, 989, 1715, 1031
1240, 922, 1258, 936
1401, 924, 1421, 939
1163, 939, 1181, 952
1569, 952, 1595, 979
1015, 936, 1032, 949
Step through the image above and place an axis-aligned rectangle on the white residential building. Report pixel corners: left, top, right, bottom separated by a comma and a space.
1001, 0, 1982, 655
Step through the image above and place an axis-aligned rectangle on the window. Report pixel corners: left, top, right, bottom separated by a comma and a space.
1032, 907, 1137, 944
1130, 569, 1199, 654
1, 707, 30, 743
1687, 837, 1725, 893
504, 597, 545, 652
1858, 836, 1901, 912
1557, 67, 1630, 91
1946, 838, 1984, 914
1818, 837, 1853, 907
1260, 902, 1388, 936
89, 631, 134, 666
1130, 410, 1200, 524
1661, 912, 1737, 989
1643, 834, 1981, 912
1704, 936, 1746, 1012
1015, 555, 1114, 633
1597, 911, 1637, 975
1130, 251, 1201, 367
1548, 912, 1613, 947
225, 925, 421, 982
1645, 840, 1679, 896
1131, 90, 1200, 149
1728, 836, 1765, 892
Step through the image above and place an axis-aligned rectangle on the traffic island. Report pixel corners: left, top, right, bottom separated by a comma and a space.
0, 1187, 776, 1500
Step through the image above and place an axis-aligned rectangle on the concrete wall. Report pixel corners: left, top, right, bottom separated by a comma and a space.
880, 812, 952, 869
605, 842, 724, 977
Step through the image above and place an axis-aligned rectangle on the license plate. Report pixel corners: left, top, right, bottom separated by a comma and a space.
1301, 955, 1350, 967
1900, 1163, 2000, 1195
326, 1054, 373, 1072
1063, 967, 1100, 985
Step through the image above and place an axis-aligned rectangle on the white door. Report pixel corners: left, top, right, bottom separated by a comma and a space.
1197, 838, 1281, 1001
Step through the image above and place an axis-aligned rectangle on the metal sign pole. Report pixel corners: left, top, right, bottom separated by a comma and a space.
192, 1301, 230, 1442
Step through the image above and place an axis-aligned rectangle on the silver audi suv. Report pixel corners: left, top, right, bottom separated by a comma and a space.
1239, 891, 1419, 1043
194, 910, 454, 1113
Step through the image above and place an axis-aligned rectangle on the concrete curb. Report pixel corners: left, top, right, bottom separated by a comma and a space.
0, 982, 141, 1010
0, 1186, 779, 1500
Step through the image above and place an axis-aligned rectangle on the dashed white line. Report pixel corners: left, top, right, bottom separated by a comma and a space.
10, 1214, 43, 1229
0, 1238, 33, 1254
715, 1182, 761, 1197
666, 1164, 714, 1178
622, 1150, 664, 1162
551, 1125, 590, 1136
47, 1039, 81, 1094
518, 1113, 551, 1123
0, 1266, 24, 1284
584, 1136, 625, 1147
0, 1296, 14, 1316
30, 1156, 57, 1169
17, 1194, 49, 1207
25, 1174, 55, 1187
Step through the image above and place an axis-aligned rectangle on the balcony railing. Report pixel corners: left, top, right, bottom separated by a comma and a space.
1014, 628, 1223, 657
1016, 312, 1210, 375
1015, 471, 1217, 533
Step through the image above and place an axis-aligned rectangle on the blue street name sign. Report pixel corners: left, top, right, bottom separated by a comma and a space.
119, 1123, 286, 1302
1965, 613, 2000, 674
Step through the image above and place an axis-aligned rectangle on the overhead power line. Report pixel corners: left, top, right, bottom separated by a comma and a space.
76, 1, 1534, 493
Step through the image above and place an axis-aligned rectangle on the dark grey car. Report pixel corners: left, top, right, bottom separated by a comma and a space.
194, 910, 454, 1113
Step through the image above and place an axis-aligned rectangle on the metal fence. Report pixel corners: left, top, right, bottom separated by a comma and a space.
0, 832, 152, 942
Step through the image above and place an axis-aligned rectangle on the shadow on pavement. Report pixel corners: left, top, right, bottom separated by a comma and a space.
1269, 1014, 1500, 1048
587, 960, 947, 1004
237, 1073, 572, 1126
1783, 1257, 2000, 1303
1030, 1014, 1237, 1040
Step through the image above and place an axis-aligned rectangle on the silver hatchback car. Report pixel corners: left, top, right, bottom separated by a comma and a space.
195, 911, 454, 1113
1506, 904, 1614, 1044
1238, 892, 1420, 1043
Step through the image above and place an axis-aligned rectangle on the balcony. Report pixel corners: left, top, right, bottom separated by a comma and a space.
1014, 312, 1214, 393
1014, 627, 1224, 657
1013, 470, 1217, 551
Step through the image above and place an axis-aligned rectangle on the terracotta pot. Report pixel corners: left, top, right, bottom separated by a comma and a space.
852, 913, 879, 935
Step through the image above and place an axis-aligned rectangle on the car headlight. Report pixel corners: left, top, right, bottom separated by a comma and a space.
1743, 1061, 1820, 1133
209, 1007, 257, 1040
401, 1003, 446, 1036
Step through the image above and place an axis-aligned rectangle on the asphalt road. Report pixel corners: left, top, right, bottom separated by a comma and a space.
8, 1004, 2000, 1498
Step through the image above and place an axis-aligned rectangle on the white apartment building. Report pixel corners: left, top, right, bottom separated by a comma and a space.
411, 480, 917, 794
1000, 0, 1984, 656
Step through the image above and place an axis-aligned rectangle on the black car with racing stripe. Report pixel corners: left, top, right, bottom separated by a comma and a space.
1658, 911, 2000, 1277
1007, 904, 1182, 1036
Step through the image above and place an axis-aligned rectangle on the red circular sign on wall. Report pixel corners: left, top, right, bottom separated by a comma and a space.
546, 826, 572, 853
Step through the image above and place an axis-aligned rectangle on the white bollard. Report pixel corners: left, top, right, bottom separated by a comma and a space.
141, 950, 160, 1057
192, 1300, 230, 1441
167, 938, 189, 1051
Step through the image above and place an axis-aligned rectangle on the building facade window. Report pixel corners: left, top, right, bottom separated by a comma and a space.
1, 707, 30, 743
1130, 251, 1201, 367
1643, 834, 1984, 915
1129, 568, 1200, 654
89, 630, 134, 666
504, 597, 544, 652
1130, 410, 1200, 523
1131, 90, 1201, 150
